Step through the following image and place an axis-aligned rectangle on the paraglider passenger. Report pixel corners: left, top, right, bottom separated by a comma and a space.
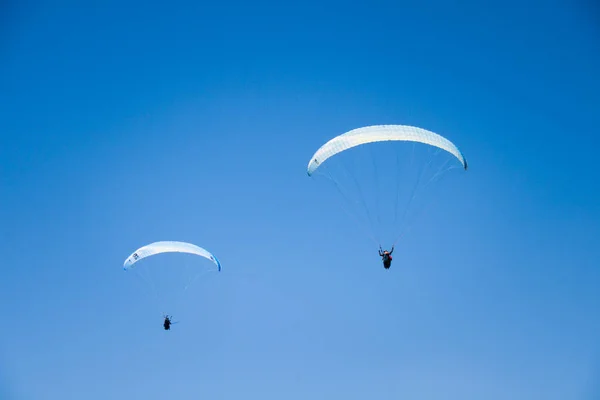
163, 315, 172, 330
378, 246, 394, 269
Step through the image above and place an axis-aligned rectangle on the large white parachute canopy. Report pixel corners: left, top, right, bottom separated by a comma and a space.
306, 124, 468, 247
123, 241, 222, 271
307, 125, 467, 176
123, 241, 221, 317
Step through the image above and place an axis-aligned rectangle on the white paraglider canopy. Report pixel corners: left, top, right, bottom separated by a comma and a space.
123, 241, 222, 271
306, 124, 468, 247
122, 241, 222, 318
307, 124, 467, 176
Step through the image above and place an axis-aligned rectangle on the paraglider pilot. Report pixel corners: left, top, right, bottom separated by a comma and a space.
163, 315, 172, 330
379, 246, 394, 269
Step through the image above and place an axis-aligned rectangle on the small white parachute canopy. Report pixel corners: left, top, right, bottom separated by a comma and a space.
307, 125, 468, 176
123, 241, 222, 271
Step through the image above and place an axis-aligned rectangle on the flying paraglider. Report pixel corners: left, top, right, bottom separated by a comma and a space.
378, 246, 394, 269
307, 125, 468, 268
163, 315, 172, 330
123, 241, 222, 329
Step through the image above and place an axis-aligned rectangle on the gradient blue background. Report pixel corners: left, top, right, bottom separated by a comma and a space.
1, 0, 599, 399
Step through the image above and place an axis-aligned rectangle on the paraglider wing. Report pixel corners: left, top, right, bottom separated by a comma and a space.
123, 241, 222, 271
307, 125, 468, 176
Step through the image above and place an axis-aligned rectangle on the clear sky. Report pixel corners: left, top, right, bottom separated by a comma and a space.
1, 0, 599, 399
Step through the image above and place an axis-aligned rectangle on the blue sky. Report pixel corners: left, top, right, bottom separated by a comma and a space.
1, 0, 599, 399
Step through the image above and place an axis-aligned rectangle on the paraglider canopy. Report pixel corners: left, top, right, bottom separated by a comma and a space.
307, 124, 468, 176
306, 124, 468, 249
123, 241, 222, 271
122, 241, 222, 321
